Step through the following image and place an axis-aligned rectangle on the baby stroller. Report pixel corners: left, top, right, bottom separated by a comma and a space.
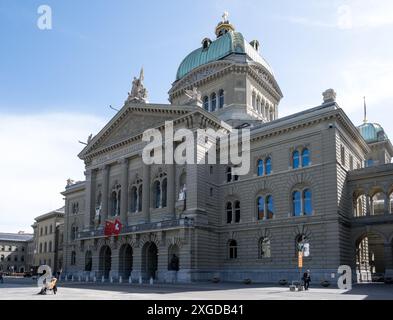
38, 277, 58, 295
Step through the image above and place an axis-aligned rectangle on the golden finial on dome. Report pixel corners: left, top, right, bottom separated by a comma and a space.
215, 11, 235, 38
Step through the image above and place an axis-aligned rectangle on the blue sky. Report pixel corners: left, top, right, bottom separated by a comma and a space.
1, 0, 393, 232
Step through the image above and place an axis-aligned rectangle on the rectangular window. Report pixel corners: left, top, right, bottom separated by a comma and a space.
349, 155, 354, 170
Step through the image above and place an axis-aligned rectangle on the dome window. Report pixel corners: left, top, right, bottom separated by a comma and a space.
250, 40, 260, 52
202, 38, 212, 50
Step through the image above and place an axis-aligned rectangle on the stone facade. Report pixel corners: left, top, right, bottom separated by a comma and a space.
0, 232, 33, 273
33, 208, 64, 274
61, 16, 393, 284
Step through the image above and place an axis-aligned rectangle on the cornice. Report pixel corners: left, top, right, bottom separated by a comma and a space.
169, 60, 282, 102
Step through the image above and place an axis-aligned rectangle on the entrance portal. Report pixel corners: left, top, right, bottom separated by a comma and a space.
142, 242, 158, 280
99, 245, 111, 278
119, 244, 133, 278
356, 232, 385, 282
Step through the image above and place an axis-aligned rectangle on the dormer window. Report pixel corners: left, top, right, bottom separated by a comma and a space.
250, 40, 260, 52
202, 38, 212, 50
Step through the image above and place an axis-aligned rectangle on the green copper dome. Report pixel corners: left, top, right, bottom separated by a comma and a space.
358, 122, 388, 143
175, 31, 274, 81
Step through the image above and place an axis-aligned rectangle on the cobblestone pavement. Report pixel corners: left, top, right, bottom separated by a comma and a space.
0, 278, 392, 300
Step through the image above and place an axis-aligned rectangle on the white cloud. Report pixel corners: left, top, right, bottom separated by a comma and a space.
0, 112, 105, 233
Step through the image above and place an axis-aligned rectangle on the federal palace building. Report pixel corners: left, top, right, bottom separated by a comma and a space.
61, 15, 393, 284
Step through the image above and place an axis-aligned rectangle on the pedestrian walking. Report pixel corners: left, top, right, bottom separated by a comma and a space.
302, 269, 311, 290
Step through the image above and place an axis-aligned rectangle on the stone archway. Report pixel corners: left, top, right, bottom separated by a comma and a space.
356, 232, 385, 282
119, 244, 133, 278
142, 242, 158, 280
99, 245, 111, 278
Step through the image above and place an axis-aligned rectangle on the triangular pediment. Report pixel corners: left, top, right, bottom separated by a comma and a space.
79, 103, 193, 159
100, 112, 173, 147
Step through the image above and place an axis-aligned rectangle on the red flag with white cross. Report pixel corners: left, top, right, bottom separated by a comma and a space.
113, 218, 122, 236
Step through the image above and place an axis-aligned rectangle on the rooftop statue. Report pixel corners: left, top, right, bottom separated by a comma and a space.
126, 67, 148, 104
184, 87, 202, 107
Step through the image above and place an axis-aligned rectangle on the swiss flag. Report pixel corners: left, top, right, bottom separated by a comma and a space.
104, 220, 114, 237
113, 218, 122, 236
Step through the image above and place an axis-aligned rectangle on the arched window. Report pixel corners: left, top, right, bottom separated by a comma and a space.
219, 89, 224, 108
130, 186, 138, 212
228, 240, 238, 259
292, 150, 300, 169
234, 201, 241, 223
303, 189, 312, 215
85, 251, 92, 271
257, 159, 264, 176
111, 191, 118, 216
372, 192, 385, 215
265, 157, 272, 175
293, 191, 301, 216
203, 96, 209, 111
71, 251, 76, 266
71, 224, 78, 241
354, 194, 366, 217
211, 93, 217, 111
226, 167, 232, 183
138, 185, 143, 212
257, 196, 264, 220
259, 237, 271, 258
266, 195, 274, 219
256, 97, 261, 114
302, 148, 310, 167
162, 178, 167, 208
226, 202, 232, 224
154, 181, 161, 208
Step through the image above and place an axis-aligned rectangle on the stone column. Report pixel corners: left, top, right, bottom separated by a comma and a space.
167, 164, 176, 219
84, 169, 93, 229
142, 163, 151, 223
366, 195, 371, 216
101, 165, 110, 226
120, 158, 129, 225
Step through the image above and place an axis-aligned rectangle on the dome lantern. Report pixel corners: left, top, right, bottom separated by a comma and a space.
215, 11, 235, 38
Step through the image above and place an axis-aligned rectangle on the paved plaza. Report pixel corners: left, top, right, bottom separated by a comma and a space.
0, 277, 392, 300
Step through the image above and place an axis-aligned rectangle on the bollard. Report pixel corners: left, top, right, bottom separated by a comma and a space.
139, 276, 142, 285
110, 276, 113, 283
86, 276, 89, 282
119, 276, 122, 284
129, 276, 132, 284
64, 275, 68, 282
150, 277, 154, 285
78, 276, 81, 282
101, 276, 105, 283
93, 276, 96, 283
71, 276, 74, 282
